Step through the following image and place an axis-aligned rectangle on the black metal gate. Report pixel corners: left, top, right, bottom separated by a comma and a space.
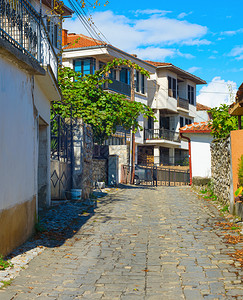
50, 115, 75, 200
121, 165, 190, 186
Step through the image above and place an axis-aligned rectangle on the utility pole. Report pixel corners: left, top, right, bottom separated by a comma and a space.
130, 68, 135, 184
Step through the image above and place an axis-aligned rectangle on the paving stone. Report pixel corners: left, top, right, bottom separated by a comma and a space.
1, 187, 243, 298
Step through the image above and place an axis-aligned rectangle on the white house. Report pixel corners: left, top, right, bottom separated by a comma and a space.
140, 61, 206, 166
62, 30, 156, 163
0, 0, 72, 256
195, 103, 212, 123
179, 121, 213, 184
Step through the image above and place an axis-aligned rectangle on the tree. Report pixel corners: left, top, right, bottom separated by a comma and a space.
52, 59, 155, 143
209, 104, 238, 139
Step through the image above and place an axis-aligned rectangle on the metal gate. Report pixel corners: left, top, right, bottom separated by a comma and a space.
50, 115, 75, 200
121, 165, 190, 186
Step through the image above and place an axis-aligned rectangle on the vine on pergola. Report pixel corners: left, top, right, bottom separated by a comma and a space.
52, 59, 156, 143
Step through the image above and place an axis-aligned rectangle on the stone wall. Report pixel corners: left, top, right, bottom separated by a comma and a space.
211, 135, 231, 204
92, 159, 107, 183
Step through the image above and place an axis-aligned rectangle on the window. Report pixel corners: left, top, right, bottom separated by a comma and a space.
188, 85, 195, 105
160, 116, 170, 130
74, 58, 96, 75
109, 69, 116, 80
148, 116, 154, 129
180, 117, 184, 128
135, 70, 140, 92
185, 118, 192, 125
141, 74, 145, 94
120, 68, 130, 84
47, 20, 58, 48
168, 76, 177, 98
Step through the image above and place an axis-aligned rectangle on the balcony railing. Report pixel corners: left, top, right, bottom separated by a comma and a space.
177, 97, 189, 110
0, 0, 58, 78
145, 128, 180, 143
104, 78, 131, 97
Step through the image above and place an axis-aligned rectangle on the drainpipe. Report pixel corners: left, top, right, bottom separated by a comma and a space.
180, 133, 192, 186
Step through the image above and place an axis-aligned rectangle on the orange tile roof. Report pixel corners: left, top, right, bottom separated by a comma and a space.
179, 121, 212, 133
144, 60, 172, 67
63, 33, 106, 49
196, 103, 211, 111
144, 60, 206, 85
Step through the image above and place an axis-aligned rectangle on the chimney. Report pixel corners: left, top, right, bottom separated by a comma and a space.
62, 29, 68, 46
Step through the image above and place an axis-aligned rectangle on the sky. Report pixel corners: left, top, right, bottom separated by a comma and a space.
63, 0, 243, 108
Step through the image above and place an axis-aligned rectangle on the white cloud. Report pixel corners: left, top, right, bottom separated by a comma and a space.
134, 9, 171, 16
64, 10, 209, 61
177, 11, 192, 19
229, 45, 243, 60
182, 39, 211, 46
221, 28, 243, 36
187, 66, 201, 73
134, 47, 194, 60
197, 77, 237, 108
134, 16, 207, 46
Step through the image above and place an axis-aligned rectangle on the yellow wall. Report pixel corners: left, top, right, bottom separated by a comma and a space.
0, 197, 36, 257
231, 130, 243, 198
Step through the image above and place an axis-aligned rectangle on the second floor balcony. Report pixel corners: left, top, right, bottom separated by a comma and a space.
104, 78, 131, 97
145, 128, 180, 143
0, 0, 58, 79
177, 97, 189, 110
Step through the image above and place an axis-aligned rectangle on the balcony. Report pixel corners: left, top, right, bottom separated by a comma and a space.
0, 0, 58, 79
177, 97, 189, 110
145, 128, 180, 143
104, 78, 131, 97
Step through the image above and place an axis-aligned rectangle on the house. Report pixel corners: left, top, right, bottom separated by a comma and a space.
140, 61, 206, 166
62, 30, 156, 181
179, 121, 213, 185
0, 0, 72, 256
195, 103, 212, 123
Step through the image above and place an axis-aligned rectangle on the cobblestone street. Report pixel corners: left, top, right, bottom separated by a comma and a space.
1, 186, 243, 300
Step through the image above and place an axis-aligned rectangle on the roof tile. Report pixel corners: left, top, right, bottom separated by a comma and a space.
63, 33, 105, 49
179, 121, 212, 133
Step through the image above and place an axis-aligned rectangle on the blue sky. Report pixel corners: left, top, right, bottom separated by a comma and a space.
63, 0, 243, 107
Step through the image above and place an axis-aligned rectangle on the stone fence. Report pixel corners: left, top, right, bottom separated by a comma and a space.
211, 135, 231, 205
92, 159, 108, 183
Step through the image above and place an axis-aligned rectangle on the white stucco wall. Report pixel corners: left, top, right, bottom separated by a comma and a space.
0, 55, 51, 211
189, 133, 214, 178
0, 57, 36, 210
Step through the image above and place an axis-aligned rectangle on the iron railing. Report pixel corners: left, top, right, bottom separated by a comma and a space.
144, 128, 180, 142
0, 0, 58, 78
177, 97, 189, 110
104, 78, 131, 97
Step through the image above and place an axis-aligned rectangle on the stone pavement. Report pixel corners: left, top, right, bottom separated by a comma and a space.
1, 186, 243, 300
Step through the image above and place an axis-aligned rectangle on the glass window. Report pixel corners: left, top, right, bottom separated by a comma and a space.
120, 68, 130, 84
148, 116, 154, 129
180, 117, 184, 128
173, 78, 177, 98
188, 85, 195, 105
135, 71, 140, 92
168, 76, 172, 90
74, 58, 96, 75
168, 76, 177, 98
185, 118, 192, 125
109, 69, 116, 80
141, 74, 145, 94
